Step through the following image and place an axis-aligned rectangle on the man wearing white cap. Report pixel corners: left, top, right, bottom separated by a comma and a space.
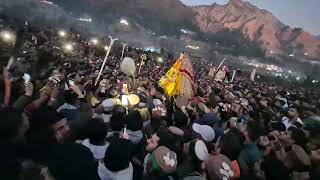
93, 98, 115, 123
177, 140, 209, 179
192, 123, 215, 143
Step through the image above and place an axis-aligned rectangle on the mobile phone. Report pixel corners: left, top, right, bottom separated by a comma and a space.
23, 73, 31, 85
121, 95, 128, 106
122, 83, 129, 94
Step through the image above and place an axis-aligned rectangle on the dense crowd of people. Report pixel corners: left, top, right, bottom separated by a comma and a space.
1, 18, 320, 180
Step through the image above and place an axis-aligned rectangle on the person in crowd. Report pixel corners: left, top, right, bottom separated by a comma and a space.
176, 139, 209, 179
98, 138, 134, 180
0, 108, 29, 180
126, 110, 144, 145
206, 154, 235, 180
27, 107, 100, 180
282, 105, 303, 129
237, 121, 263, 174
57, 90, 80, 121
192, 123, 216, 152
93, 98, 116, 123
80, 118, 109, 161
143, 146, 178, 180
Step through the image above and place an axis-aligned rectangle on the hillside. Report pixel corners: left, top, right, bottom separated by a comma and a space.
2, 0, 320, 58
53, 0, 320, 58
192, 0, 320, 57
52, 0, 197, 36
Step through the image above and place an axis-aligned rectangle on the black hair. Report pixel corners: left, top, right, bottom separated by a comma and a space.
104, 138, 133, 172
290, 105, 302, 115
126, 111, 143, 131
173, 110, 188, 128
87, 119, 107, 145
288, 127, 308, 150
157, 128, 177, 151
219, 128, 244, 160
271, 122, 286, 132
64, 90, 78, 105
196, 87, 205, 97
279, 91, 287, 97
109, 114, 125, 132
246, 121, 265, 142
0, 108, 22, 140
150, 117, 161, 133
112, 105, 127, 117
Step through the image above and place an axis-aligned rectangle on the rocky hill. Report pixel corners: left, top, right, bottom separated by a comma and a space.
55, 0, 320, 58
192, 0, 320, 57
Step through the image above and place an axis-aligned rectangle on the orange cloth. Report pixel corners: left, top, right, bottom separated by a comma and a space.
232, 160, 241, 178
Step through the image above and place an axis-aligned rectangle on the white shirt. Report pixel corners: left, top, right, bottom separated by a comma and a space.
282, 117, 303, 130
81, 139, 109, 160
98, 161, 133, 180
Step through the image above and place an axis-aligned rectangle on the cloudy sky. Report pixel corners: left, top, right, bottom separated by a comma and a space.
180, 0, 320, 35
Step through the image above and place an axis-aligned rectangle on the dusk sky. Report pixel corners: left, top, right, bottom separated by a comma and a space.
180, 0, 320, 35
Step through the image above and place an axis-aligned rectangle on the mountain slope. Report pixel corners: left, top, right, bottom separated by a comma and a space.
192, 0, 320, 57
52, 0, 196, 36
45, 0, 320, 58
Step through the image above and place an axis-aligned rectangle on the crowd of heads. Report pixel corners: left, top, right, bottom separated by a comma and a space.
1, 17, 320, 180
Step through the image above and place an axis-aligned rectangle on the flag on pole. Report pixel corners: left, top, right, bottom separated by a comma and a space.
216, 58, 226, 72
231, 70, 237, 82
160, 53, 194, 99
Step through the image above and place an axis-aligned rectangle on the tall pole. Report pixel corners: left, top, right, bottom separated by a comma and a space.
138, 54, 147, 75
121, 43, 127, 61
95, 36, 118, 85
216, 58, 226, 71
231, 70, 237, 82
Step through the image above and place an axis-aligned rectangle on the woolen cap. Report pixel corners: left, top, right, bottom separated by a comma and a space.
150, 146, 177, 174
206, 154, 234, 180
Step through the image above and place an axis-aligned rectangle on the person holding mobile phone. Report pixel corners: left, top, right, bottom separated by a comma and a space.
238, 121, 264, 174
56, 90, 80, 122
